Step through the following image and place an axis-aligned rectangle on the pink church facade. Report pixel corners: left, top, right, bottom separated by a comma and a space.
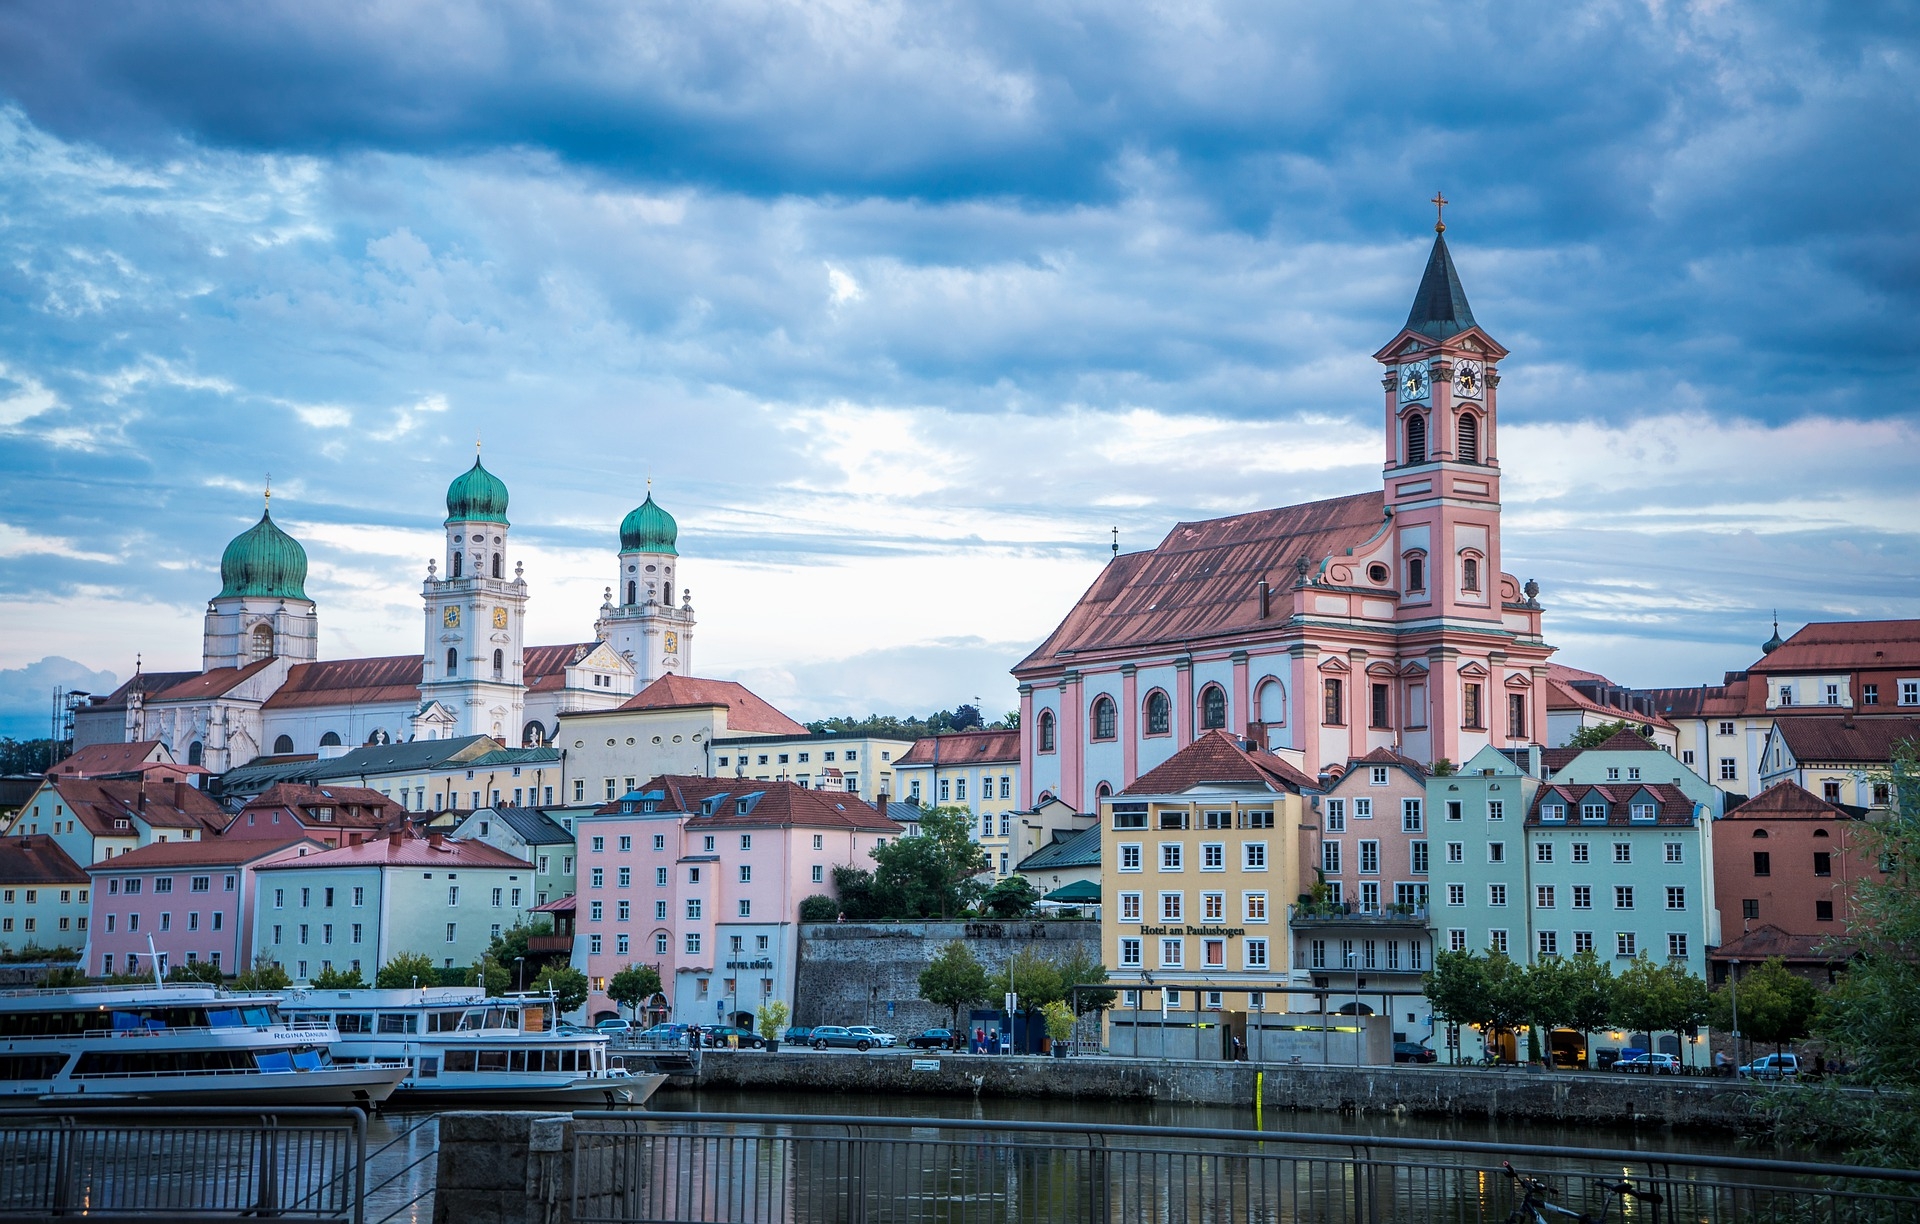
1017, 230, 1554, 809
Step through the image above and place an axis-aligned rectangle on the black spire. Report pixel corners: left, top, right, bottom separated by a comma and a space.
1405, 232, 1478, 341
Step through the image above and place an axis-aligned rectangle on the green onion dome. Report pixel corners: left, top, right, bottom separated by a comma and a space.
217, 510, 309, 600
445, 457, 509, 524
619, 493, 678, 556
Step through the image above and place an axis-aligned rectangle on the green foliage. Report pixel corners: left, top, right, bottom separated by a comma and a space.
484, 917, 553, 966
1611, 955, 1709, 1063
233, 959, 292, 991
1428, 758, 1457, 777
164, 960, 225, 985
1565, 719, 1648, 749
757, 1000, 790, 1041
829, 864, 879, 919
1042, 1000, 1076, 1043
980, 875, 1040, 919
1423, 950, 1545, 1060
990, 947, 1064, 1013
863, 806, 989, 920
0, 737, 57, 774
918, 940, 990, 1029
532, 965, 589, 1013
803, 706, 1015, 739
374, 951, 439, 990
1708, 958, 1818, 1051
607, 963, 663, 1016
798, 894, 839, 922
0, 942, 83, 965
37, 965, 88, 989
469, 957, 511, 996
1054, 944, 1116, 1014
309, 964, 365, 989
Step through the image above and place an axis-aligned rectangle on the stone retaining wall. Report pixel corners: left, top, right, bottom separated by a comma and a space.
694, 1049, 1764, 1132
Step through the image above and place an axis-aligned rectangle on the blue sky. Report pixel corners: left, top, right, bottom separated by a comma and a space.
2, 1, 1917, 737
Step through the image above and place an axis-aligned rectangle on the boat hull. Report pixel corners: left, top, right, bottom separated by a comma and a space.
383, 1072, 667, 1111
12, 1063, 412, 1107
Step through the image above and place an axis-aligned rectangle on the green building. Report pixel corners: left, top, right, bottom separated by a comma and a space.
451, 806, 576, 907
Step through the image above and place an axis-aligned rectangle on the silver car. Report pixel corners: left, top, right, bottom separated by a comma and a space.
847, 1025, 897, 1047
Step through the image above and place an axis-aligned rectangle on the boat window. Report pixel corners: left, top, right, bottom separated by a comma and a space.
428, 1010, 465, 1033
335, 1013, 374, 1034
418, 1057, 439, 1078
206, 1009, 242, 1029
243, 1007, 273, 1027
378, 1013, 418, 1034
292, 1050, 324, 1071
477, 1050, 509, 1072
256, 1051, 294, 1073
458, 1010, 486, 1031
110, 1011, 146, 1032
0, 1054, 69, 1079
511, 1050, 529, 1072
444, 1050, 477, 1073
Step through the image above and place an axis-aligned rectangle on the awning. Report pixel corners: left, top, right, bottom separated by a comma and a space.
1044, 880, 1102, 903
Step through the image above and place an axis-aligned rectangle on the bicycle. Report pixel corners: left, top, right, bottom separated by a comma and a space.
1501, 1161, 1663, 1224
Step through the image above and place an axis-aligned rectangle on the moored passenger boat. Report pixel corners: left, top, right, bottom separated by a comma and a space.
0, 983, 410, 1106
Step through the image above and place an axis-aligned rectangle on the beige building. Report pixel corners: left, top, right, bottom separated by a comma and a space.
557, 674, 807, 805
894, 730, 1025, 873
710, 731, 911, 803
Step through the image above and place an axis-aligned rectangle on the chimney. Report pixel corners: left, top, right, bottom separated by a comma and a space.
874, 790, 890, 819
428, 830, 444, 848
388, 829, 404, 850
1257, 579, 1270, 619
174, 782, 187, 809
348, 831, 364, 847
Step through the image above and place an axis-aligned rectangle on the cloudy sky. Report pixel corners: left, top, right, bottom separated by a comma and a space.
2, 1, 1917, 738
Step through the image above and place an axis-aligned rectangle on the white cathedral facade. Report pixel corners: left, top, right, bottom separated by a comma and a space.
73, 457, 700, 774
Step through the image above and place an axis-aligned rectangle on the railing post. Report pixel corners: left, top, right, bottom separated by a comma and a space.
51, 1118, 74, 1218
256, 1114, 279, 1218
848, 1123, 867, 1224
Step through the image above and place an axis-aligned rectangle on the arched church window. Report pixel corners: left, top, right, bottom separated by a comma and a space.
273, 734, 295, 754
1405, 553, 1427, 593
451, 552, 462, 578
319, 731, 341, 747
1095, 782, 1113, 801
1405, 413, 1427, 464
250, 624, 273, 660
627, 581, 637, 605
1256, 678, 1286, 724
1037, 710, 1057, 753
446, 647, 459, 676
1090, 696, 1117, 741
492, 649, 505, 679
1458, 412, 1480, 463
1144, 690, 1171, 735
665, 583, 673, 604
1199, 684, 1227, 731
1462, 556, 1481, 593
492, 553, 503, 579
187, 741, 204, 767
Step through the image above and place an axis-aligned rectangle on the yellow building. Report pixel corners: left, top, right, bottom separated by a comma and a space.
1101, 730, 1318, 1058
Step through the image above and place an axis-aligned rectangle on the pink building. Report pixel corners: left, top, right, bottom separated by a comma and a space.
87, 836, 321, 977
575, 776, 901, 1026
1017, 227, 1554, 807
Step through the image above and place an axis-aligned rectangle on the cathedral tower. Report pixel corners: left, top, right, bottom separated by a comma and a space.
202, 492, 318, 671
595, 489, 695, 685
420, 453, 528, 741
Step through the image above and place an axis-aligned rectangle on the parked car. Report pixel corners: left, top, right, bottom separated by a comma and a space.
782, 1026, 814, 1046
1614, 1053, 1681, 1075
847, 1025, 897, 1048
595, 1018, 634, 1034
1393, 1041, 1436, 1064
810, 1025, 874, 1051
1738, 1053, 1801, 1080
907, 1028, 958, 1050
700, 1024, 767, 1049
636, 1023, 688, 1045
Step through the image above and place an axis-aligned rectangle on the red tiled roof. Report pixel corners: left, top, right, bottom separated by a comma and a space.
1774, 716, 1920, 765
263, 655, 424, 709
1540, 747, 1581, 774
43, 778, 229, 837
88, 835, 320, 871
149, 657, 281, 703
255, 832, 531, 870
1527, 781, 1697, 826
598, 775, 902, 832
1708, 923, 1856, 964
87, 670, 201, 711
1748, 620, 1920, 674
1347, 746, 1430, 776
895, 730, 1021, 767
613, 675, 807, 736
524, 643, 600, 693
532, 893, 575, 914
1124, 729, 1315, 796
1016, 492, 1388, 671
0, 835, 89, 885
1641, 681, 1750, 720
239, 783, 405, 830
1724, 782, 1857, 821
1544, 664, 1676, 730
50, 741, 173, 777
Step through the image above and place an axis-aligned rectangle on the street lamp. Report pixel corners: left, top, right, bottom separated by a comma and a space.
515, 956, 526, 993
1728, 958, 1741, 1075
1346, 951, 1362, 1068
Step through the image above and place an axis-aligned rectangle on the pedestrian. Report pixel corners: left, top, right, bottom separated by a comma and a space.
1714, 1050, 1729, 1075
973, 1027, 985, 1053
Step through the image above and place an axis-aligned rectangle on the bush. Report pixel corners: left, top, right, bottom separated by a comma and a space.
166, 960, 226, 985
798, 894, 838, 922
310, 965, 365, 989
532, 965, 589, 1013
374, 952, 439, 990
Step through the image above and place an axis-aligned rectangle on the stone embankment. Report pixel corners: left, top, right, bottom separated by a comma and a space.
693, 1049, 1763, 1132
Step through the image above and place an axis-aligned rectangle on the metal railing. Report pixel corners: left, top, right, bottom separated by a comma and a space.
570, 1110, 1920, 1224
0, 1106, 366, 1222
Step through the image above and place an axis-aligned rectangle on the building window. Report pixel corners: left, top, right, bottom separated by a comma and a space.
1664, 842, 1683, 864
1616, 932, 1637, 957
1120, 938, 1142, 967
1507, 693, 1527, 740
1462, 683, 1483, 729
1742, 899, 1759, 920
1572, 885, 1592, 910
1815, 899, 1834, 922
1244, 842, 1268, 870
1401, 799, 1423, 832
1822, 781, 1842, 803
1461, 556, 1480, 593
1411, 841, 1429, 874
1446, 884, 1465, 907
1119, 844, 1142, 872
1753, 851, 1771, 876
1666, 886, 1686, 910
1358, 840, 1378, 874
1667, 933, 1688, 960
1202, 843, 1224, 871
1038, 711, 1056, 753
1405, 412, 1427, 464
1719, 758, 1738, 781
1091, 696, 1118, 741
1245, 892, 1267, 922
1322, 841, 1341, 874
1488, 884, 1507, 907
1536, 885, 1555, 908
1159, 939, 1184, 969
1813, 850, 1832, 877
1199, 685, 1227, 731
1161, 843, 1184, 871
1614, 886, 1635, 909
1370, 683, 1390, 728
1323, 679, 1344, 726
1488, 929, 1508, 955
1535, 841, 1553, 863
1120, 892, 1142, 921
1538, 930, 1558, 957
1613, 841, 1631, 863
1325, 799, 1345, 832
1406, 554, 1426, 593
1457, 412, 1480, 463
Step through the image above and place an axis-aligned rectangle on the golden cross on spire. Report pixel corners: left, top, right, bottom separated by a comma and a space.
1431, 190, 1448, 233
475, 432, 483, 456
264, 474, 272, 512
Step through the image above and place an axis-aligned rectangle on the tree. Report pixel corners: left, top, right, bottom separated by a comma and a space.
1708, 957, 1819, 1056
798, 894, 838, 922
375, 952, 439, 990
0, 737, 57, 774
532, 965, 589, 1014
1561, 951, 1617, 1066
1422, 949, 1527, 1061
918, 940, 989, 1030
830, 864, 880, 920
607, 963, 663, 1018
989, 948, 1066, 1013
757, 1001, 789, 1042
1613, 955, 1709, 1066
1566, 719, 1648, 749
980, 876, 1040, 919
309, 964, 365, 989
485, 917, 553, 967
164, 960, 225, 985
469, 957, 511, 996
1054, 944, 1116, 1015
234, 959, 292, 991
869, 805, 988, 919
38, 965, 88, 989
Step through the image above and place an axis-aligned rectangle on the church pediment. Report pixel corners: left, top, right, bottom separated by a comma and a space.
1504, 672, 1533, 689
1316, 656, 1351, 674
1457, 660, 1490, 678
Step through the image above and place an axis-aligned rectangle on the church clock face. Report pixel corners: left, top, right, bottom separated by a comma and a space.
1453, 360, 1483, 398
443, 606, 460, 629
492, 606, 508, 629
663, 632, 679, 654
1399, 362, 1430, 402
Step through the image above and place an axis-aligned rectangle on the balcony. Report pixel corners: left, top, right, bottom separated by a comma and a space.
526, 934, 574, 954
1288, 903, 1429, 929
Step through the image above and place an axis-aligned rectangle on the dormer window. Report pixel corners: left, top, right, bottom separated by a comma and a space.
315, 807, 334, 823
736, 799, 750, 815
1630, 803, 1656, 822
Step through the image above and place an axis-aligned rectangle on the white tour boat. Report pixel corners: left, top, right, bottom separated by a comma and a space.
281, 987, 664, 1109
0, 982, 410, 1106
